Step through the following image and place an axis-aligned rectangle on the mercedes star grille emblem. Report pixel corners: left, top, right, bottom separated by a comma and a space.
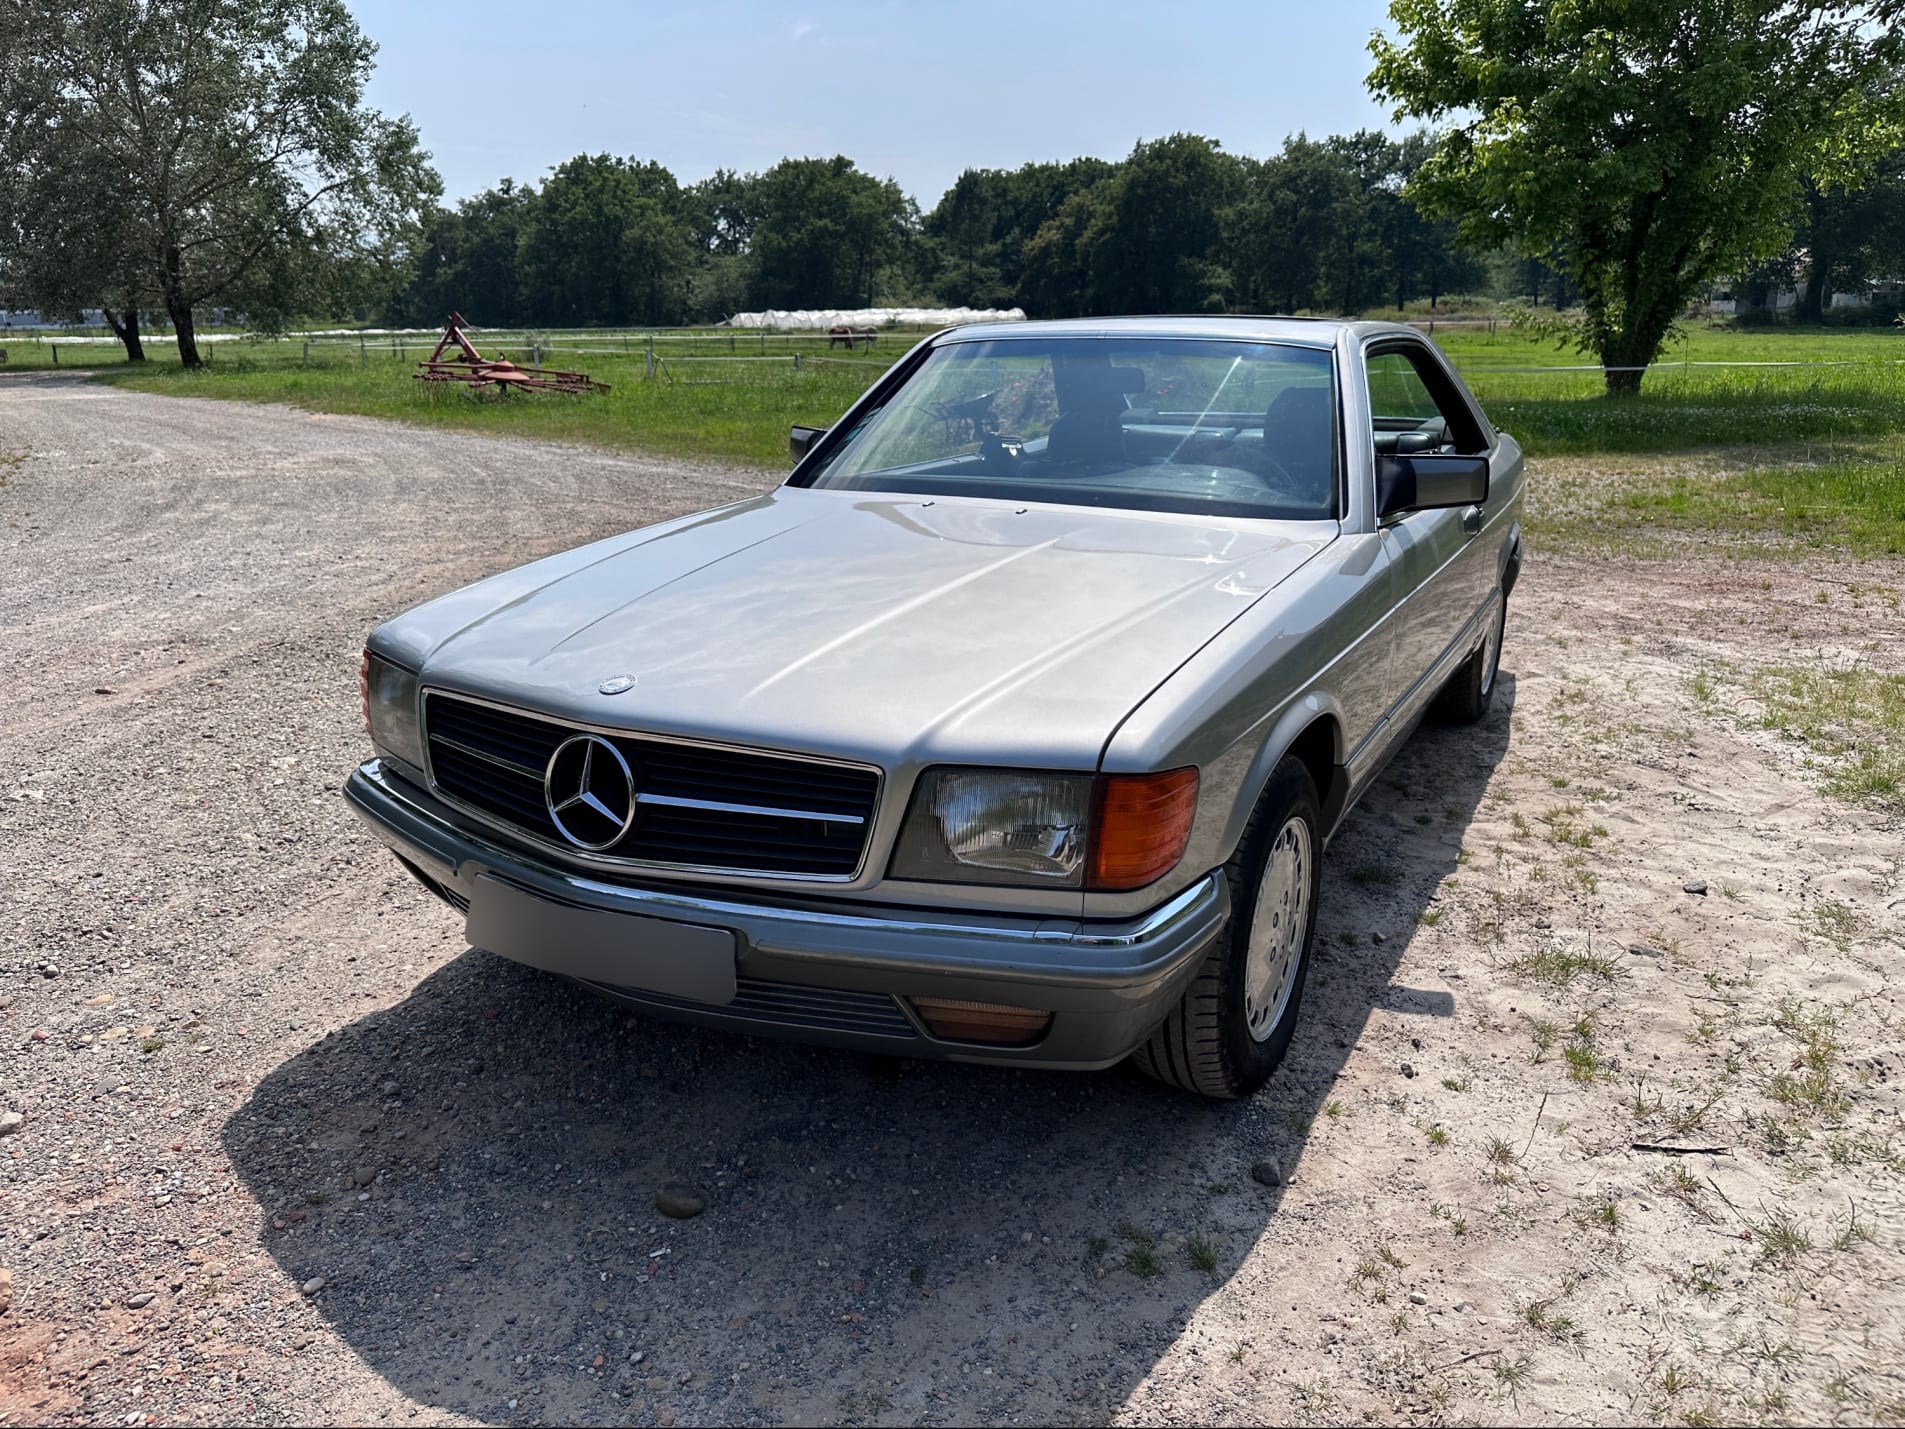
543, 734, 638, 851
598, 675, 636, 695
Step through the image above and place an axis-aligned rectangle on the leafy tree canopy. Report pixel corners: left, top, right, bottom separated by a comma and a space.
1370, 0, 1905, 392
0, 0, 438, 364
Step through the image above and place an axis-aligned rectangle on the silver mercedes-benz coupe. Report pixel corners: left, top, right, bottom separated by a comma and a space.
346, 316, 1524, 1097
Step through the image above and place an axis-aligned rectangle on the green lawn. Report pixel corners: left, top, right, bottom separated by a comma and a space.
1614, 457, 1905, 558
49, 318, 1905, 471
92, 345, 894, 468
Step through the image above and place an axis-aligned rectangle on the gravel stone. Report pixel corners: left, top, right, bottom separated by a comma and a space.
1, 372, 1891, 1429
0, 1112, 23, 1137
1683, 879, 1708, 895
656, 1183, 708, 1219
125, 1291, 155, 1309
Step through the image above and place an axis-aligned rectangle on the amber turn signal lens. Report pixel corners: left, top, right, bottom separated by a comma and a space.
1089, 767, 1199, 891
912, 997, 1054, 1046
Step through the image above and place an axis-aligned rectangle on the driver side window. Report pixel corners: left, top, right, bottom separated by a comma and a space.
1365, 348, 1484, 456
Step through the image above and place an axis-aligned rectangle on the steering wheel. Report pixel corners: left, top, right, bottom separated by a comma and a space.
929, 390, 1000, 427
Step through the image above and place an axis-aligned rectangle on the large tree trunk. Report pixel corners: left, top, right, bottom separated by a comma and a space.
1603, 363, 1643, 397
167, 298, 200, 366
102, 307, 145, 362
1799, 254, 1830, 324
161, 241, 200, 367
1600, 308, 1677, 397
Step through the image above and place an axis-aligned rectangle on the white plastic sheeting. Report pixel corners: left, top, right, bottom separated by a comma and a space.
722, 307, 1026, 330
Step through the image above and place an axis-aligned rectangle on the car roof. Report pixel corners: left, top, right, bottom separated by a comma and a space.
933, 314, 1425, 349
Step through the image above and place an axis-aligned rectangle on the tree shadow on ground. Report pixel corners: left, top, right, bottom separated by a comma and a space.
224, 682, 1515, 1427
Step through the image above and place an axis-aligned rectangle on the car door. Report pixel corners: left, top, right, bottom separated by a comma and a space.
1364, 342, 1493, 722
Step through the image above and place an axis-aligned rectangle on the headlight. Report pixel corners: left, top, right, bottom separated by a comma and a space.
362, 651, 423, 769
889, 769, 1092, 887
888, 765, 1201, 891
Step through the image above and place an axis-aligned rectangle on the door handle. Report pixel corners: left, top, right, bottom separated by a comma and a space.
1461, 505, 1483, 536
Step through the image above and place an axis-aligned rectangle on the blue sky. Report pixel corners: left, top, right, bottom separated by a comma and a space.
349, 0, 1402, 208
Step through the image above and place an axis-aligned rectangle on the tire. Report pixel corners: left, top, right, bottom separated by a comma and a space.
1433, 593, 1506, 725
1133, 755, 1324, 1099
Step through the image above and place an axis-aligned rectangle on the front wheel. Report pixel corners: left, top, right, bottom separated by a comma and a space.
1134, 756, 1323, 1099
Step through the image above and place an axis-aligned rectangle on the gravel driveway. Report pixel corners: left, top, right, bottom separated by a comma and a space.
3, 372, 1899, 1427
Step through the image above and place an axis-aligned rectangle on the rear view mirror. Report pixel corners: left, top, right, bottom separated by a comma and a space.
1377, 454, 1489, 518
790, 424, 827, 465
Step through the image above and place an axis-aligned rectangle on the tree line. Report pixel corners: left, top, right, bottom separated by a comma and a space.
4, 2, 1900, 393
391, 131, 1497, 330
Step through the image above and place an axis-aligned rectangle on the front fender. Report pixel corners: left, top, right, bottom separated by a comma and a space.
1214, 692, 1348, 862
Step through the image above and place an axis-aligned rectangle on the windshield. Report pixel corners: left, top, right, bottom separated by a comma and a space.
800, 337, 1339, 520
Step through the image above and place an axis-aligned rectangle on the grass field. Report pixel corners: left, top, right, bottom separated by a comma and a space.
75, 324, 1905, 537
55, 320, 1905, 464
98, 349, 893, 467
1435, 326, 1905, 455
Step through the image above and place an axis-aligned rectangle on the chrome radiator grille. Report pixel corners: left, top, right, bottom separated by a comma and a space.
422, 693, 879, 878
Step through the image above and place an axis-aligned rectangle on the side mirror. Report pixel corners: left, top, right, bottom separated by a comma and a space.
1377, 454, 1489, 519
789, 424, 827, 465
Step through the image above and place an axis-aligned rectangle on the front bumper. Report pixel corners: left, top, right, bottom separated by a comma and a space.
343, 759, 1229, 1069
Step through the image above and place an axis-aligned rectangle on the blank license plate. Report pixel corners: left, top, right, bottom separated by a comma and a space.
465, 873, 738, 1005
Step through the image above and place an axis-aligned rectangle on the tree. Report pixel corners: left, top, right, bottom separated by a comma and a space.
2, 0, 438, 366
1371, 1, 1905, 393
921, 158, 1113, 310
0, 136, 154, 358
1229, 137, 1351, 313
1386, 132, 1486, 311
1082, 134, 1245, 314
1794, 152, 1905, 321
1012, 138, 1242, 318
1019, 189, 1101, 318
517, 155, 694, 325
746, 157, 912, 310
926, 170, 1007, 306
398, 180, 538, 327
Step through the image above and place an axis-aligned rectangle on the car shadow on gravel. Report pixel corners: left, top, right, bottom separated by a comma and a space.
224, 682, 1513, 1427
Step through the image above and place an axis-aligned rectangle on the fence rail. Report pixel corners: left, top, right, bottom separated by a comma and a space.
7, 323, 1903, 383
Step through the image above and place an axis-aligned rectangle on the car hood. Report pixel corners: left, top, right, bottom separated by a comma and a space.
377, 487, 1334, 769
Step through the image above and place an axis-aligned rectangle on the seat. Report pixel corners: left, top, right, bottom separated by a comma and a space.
1260, 385, 1337, 514
1045, 359, 1144, 466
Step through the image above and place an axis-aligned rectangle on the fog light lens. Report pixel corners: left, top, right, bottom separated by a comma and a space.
912, 997, 1053, 1046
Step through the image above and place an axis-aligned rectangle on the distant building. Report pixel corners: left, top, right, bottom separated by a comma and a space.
1709, 275, 1903, 315
0, 309, 107, 329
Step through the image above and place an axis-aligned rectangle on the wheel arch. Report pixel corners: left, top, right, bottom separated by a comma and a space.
1217, 697, 1348, 865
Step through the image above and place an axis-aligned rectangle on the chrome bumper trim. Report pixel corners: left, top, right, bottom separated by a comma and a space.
344, 758, 1228, 994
